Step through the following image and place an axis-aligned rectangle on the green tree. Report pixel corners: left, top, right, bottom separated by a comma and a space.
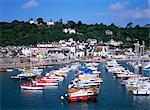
37, 18, 44, 24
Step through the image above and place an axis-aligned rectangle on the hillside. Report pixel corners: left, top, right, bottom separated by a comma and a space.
0, 19, 149, 48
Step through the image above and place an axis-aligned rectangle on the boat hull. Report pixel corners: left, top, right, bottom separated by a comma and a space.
0, 69, 6, 72
11, 75, 37, 80
69, 95, 97, 102
35, 82, 58, 86
132, 90, 150, 95
20, 86, 44, 90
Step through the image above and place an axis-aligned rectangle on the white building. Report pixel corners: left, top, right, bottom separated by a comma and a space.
29, 19, 35, 24
87, 39, 97, 45
68, 28, 76, 34
94, 43, 108, 57
105, 30, 113, 35
63, 28, 68, 33
46, 21, 55, 26
75, 50, 84, 57
21, 48, 32, 56
108, 39, 123, 46
63, 28, 76, 34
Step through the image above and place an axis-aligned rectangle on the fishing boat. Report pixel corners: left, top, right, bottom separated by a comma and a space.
20, 82, 44, 90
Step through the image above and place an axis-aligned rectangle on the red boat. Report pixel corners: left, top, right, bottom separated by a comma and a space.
33, 78, 59, 86
0, 69, 6, 72
69, 95, 97, 102
20, 82, 44, 90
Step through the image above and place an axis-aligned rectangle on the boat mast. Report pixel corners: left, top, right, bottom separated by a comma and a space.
134, 41, 140, 74
140, 41, 145, 88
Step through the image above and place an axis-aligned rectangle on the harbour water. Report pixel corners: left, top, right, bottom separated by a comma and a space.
1, 62, 150, 110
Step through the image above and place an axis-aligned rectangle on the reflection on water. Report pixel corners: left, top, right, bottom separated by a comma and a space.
132, 96, 150, 110
67, 100, 98, 110
44, 85, 59, 89
69, 102, 89, 110
21, 89, 43, 95
133, 95, 150, 102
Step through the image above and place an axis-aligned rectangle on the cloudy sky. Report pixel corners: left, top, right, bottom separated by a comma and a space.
0, 0, 149, 26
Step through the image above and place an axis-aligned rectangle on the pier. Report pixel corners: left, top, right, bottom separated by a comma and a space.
0, 57, 149, 69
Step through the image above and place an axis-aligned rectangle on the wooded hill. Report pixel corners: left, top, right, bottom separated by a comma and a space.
0, 18, 149, 49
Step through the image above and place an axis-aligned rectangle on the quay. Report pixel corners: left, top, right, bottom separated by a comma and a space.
0, 57, 149, 69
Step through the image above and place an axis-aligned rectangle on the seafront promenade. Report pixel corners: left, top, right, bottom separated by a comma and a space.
0, 57, 149, 69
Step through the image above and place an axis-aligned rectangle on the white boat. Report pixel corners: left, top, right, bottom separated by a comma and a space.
92, 70, 101, 74
6, 69, 13, 72
69, 89, 95, 97
111, 67, 126, 74
116, 73, 137, 79
132, 88, 150, 95
87, 66, 97, 71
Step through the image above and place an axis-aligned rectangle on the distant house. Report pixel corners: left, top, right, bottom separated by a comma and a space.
68, 28, 76, 34
94, 43, 108, 57
86, 39, 97, 45
108, 39, 122, 46
21, 48, 32, 56
29, 19, 35, 24
29, 19, 38, 25
75, 49, 84, 57
63, 28, 68, 33
105, 30, 113, 35
63, 28, 76, 34
46, 21, 55, 26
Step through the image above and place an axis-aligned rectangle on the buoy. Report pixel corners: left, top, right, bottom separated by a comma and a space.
61, 96, 64, 100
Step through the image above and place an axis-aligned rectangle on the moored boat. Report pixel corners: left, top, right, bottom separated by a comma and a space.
61, 89, 97, 102
20, 82, 44, 90
33, 79, 58, 86
0, 69, 6, 72
132, 88, 150, 95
